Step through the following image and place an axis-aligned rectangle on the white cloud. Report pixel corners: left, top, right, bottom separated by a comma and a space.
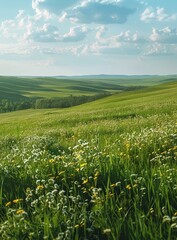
150, 28, 158, 42
144, 27, 177, 56
96, 28, 145, 45
141, 7, 177, 22
96, 25, 106, 41
144, 42, 177, 56
61, 26, 89, 42
27, 23, 60, 42
69, 0, 139, 24
32, 0, 78, 17
32, 0, 139, 24
81, 25, 176, 57
58, 12, 68, 22
0, 11, 31, 41
26, 24, 89, 43
82, 29, 144, 55
150, 27, 177, 44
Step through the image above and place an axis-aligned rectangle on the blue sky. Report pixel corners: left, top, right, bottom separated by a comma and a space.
0, 0, 177, 76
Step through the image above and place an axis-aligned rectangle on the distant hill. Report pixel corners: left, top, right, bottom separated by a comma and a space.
0, 74, 176, 104
54, 74, 177, 79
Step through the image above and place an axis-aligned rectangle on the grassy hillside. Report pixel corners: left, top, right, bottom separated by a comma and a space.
0, 80, 177, 239
0, 80, 177, 142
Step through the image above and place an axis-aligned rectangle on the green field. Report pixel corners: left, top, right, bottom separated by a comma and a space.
0, 77, 177, 239
0, 75, 176, 100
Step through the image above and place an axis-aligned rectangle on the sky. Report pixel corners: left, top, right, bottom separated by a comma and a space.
0, 0, 177, 76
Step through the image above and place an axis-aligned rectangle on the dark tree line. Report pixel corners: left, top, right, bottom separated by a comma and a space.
0, 93, 110, 113
34, 93, 110, 109
0, 99, 35, 113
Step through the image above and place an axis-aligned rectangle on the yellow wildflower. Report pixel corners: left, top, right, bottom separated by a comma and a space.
80, 163, 87, 168
5, 201, 11, 207
37, 185, 44, 190
13, 199, 23, 204
94, 171, 99, 181
126, 184, 131, 190
16, 209, 25, 215
94, 171, 99, 177
174, 212, 177, 216
49, 159, 55, 163
110, 183, 116, 188
82, 179, 88, 184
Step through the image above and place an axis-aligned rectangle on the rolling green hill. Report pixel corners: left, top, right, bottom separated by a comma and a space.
1, 79, 177, 141
0, 75, 175, 100
0, 76, 134, 100
1, 75, 176, 114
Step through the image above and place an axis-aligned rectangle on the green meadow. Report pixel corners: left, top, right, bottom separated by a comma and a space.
0, 76, 177, 239
0, 75, 176, 100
